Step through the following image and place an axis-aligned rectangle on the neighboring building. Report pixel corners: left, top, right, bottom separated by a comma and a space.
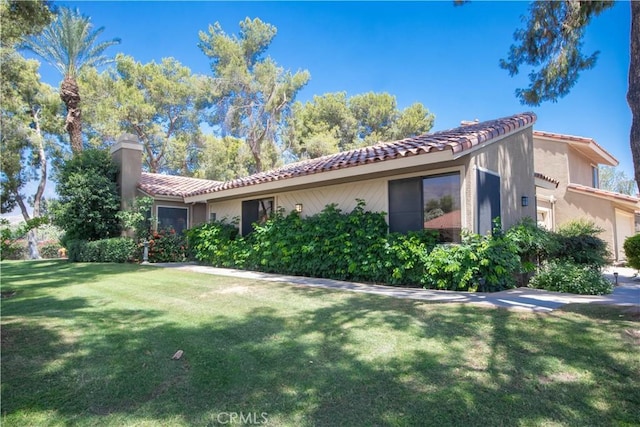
111, 113, 538, 242
533, 131, 640, 262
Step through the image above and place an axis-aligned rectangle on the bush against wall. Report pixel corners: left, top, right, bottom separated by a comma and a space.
423, 225, 520, 292
189, 202, 523, 290
146, 228, 188, 263
550, 219, 611, 268
187, 205, 613, 293
623, 234, 640, 270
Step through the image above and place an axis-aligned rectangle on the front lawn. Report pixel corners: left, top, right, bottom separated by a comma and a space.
1, 260, 638, 426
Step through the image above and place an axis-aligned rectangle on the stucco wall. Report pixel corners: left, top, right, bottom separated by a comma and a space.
560, 190, 617, 259
110, 140, 142, 210
567, 149, 597, 187
470, 127, 537, 230
533, 138, 570, 188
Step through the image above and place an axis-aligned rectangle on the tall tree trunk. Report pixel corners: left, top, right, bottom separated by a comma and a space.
629, 1, 640, 191
16, 195, 40, 260
31, 106, 47, 219
60, 75, 83, 154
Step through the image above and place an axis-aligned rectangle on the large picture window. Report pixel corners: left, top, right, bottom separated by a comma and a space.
157, 206, 189, 233
423, 173, 461, 242
389, 172, 461, 242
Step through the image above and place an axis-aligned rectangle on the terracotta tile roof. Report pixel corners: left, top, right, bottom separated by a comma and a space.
187, 112, 536, 197
567, 183, 640, 205
139, 172, 221, 197
534, 172, 560, 188
424, 210, 462, 229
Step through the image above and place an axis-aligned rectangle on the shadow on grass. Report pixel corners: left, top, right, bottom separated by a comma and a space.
1, 275, 639, 425
0, 260, 153, 294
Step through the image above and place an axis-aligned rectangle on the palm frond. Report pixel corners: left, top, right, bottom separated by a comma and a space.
22, 7, 120, 79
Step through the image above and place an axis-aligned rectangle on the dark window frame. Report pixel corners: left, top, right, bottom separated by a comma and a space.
388, 170, 463, 242
156, 205, 189, 233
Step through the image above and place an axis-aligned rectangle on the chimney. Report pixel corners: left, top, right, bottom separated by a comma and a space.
110, 134, 142, 210
460, 119, 480, 126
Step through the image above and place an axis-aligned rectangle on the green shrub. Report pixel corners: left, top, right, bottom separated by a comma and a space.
65, 238, 137, 263
423, 243, 477, 291
422, 226, 520, 292
386, 230, 438, 286
147, 228, 187, 263
550, 219, 611, 268
505, 217, 557, 270
39, 241, 62, 259
623, 234, 640, 270
187, 219, 239, 263
52, 149, 121, 242
185, 203, 531, 291
529, 260, 613, 295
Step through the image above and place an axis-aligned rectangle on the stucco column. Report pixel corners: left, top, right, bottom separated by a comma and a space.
110, 133, 143, 210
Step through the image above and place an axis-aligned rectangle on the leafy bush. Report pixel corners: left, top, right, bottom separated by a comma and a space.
187, 202, 439, 285
423, 243, 477, 291
39, 241, 62, 259
52, 149, 121, 242
550, 219, 610, 268
65, 238, 137, 263
186, 219, 242, 267
505, 218, 556, 269
623, 234, 640, 270
423, 225, 520, 292
529, 260, 613, 295
146, 228, 187, 263
117, 196, 154, 241
386, 230, 438, 286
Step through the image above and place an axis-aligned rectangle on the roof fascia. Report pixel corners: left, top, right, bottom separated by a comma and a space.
452, 123, 534, 160
534, 134, 618, 166
567, 185, 639, 209
184, 149, 453, 203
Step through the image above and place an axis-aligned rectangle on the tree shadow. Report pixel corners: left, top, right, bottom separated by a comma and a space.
2, 281, 639, 426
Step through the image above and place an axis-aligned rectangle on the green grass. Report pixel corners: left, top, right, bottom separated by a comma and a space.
1, 260, 639, 426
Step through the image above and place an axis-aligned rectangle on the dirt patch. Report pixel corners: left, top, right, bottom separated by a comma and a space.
1, 291, 17, 299
199, 285, 252, 298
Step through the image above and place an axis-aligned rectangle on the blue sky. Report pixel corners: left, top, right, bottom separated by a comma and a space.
33, 1, 634, 175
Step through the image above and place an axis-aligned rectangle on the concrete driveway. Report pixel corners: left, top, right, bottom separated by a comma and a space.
153, 263, 640, 313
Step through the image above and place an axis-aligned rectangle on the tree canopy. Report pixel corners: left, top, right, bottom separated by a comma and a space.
502, 1, 639, 190
198, 17, 310, 173
80, 54, 209, 174
286, 91, 435, 159
23, 7, 120, 153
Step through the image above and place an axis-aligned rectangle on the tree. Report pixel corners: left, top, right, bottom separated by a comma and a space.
599, 165, 637, 195
195, 135, 254, 181
52, 149, 121, 242
23, 7, 120, 154
1, 0, 59, 259
198, 18, 310, 173
0, 0, 52, 48
286, 91, 434, 159
80, 54, 208, 174
501, 1, 640, 191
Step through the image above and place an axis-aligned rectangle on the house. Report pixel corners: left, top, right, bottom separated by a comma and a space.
533, 131, 640, 262
111, 112, 538, 242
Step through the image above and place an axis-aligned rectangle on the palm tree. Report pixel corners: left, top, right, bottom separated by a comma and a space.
23, 7, 120, 154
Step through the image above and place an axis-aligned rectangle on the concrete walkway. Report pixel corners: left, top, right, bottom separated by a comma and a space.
152, 263, 640, 313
